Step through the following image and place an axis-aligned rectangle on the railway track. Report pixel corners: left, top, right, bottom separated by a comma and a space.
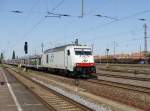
81, 77, 150, 110
5, 65, 150, 110
7, 65, 150, 94
97, 64, 150, 74
7, 65, 150, 93
94, 71, 150, 92
4, 67, 91, 111
97, 67, 150, 75
96, 73, 150, 81
87, 78, 150, 94
97, 64, 150, 68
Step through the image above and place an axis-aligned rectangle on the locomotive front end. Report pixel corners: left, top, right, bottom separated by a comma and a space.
73, 47, 96, 74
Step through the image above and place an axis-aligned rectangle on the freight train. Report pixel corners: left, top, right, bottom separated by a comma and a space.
7, 44, 96, 77
95, 56, 150, 64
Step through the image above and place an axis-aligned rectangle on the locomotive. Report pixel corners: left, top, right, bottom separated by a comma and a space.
7, 44, 96, 77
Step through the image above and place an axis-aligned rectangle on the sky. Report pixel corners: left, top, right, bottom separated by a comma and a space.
0, 0, 150, 59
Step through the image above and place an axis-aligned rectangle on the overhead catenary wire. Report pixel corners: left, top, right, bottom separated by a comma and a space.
3, 1, 150, 58
50, 0, 65, 12
20, 0, 66, 41
7, 0, 66, 58
65, 9, 150, 41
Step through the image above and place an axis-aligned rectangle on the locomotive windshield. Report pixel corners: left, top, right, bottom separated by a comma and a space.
74, 48, 92, 55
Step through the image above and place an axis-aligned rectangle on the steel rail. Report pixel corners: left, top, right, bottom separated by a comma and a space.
4, 67, 91, 111
87, 79, 150, 94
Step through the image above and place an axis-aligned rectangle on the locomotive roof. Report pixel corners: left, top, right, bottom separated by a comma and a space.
44, 44, 75, 53
44, 44, 88, 53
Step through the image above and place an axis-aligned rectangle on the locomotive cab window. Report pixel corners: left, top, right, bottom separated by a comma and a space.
67, 50, 70, 56
75, 51, 92, 55
74, 48, 92, 55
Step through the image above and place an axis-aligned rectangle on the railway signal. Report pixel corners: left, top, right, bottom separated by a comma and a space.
12, 50, 15, 59
24, 42, 28, 54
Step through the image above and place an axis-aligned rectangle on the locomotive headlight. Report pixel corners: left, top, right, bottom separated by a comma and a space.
91, 63, 96, 66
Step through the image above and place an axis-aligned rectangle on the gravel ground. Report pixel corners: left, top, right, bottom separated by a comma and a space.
97, 76, 150, 88
6, 65, 149, 110
96, 70, 150, 80
16, 69, 150, 110
96, 64, 150, 74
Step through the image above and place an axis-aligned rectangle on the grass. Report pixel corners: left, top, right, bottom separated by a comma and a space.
0, 64, 3, 67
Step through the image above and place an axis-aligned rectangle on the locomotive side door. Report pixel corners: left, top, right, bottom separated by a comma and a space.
65, 49, 72, 71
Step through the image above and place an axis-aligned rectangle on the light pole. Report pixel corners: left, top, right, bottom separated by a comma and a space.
81, 0, 84, 17
79, 0, 84, 18
139, 19, 148, 64
41, 42, 44, 53
113, 41, 116, 58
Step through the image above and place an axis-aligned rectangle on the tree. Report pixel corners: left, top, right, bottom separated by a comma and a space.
0, 53, 4, 63
0, 53, 3, 60
12, 50, 15, 59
